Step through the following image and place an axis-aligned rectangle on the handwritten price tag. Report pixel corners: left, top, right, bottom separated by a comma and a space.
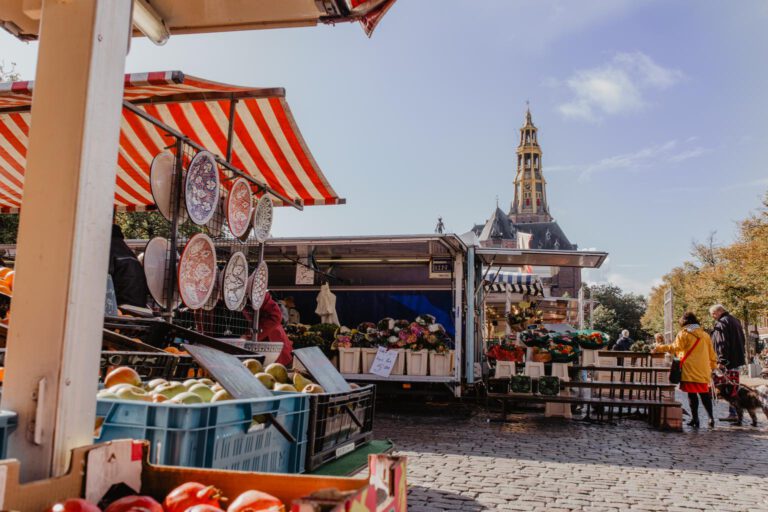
370, 347, 398, 377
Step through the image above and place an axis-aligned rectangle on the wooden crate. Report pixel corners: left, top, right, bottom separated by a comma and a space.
0, 440, 407, 512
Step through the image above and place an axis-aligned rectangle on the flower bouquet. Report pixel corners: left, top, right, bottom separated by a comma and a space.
486, 336, 525, 362
548, 342, 579, 363
333, 327, 361, 373
549, 331, 578, 347
575, 330, 609, 350
531, 346, 552, 363
519, 329, 551, 348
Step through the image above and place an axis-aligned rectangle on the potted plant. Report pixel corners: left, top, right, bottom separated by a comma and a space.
355, 322, 380, 373
426, 323, 453, 376
575, 330, 609, 350
401, 322, 429, 376
549, 342, 579, 363
333, 327, 360, 374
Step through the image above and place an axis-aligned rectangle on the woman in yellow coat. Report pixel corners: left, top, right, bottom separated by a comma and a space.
654, 312, 718, 428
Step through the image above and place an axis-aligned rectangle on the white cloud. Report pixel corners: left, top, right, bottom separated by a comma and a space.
548, 138, 708, 181
556, 52, 684, 121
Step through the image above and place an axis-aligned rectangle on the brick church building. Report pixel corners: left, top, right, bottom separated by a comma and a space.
472, 108, 581, 297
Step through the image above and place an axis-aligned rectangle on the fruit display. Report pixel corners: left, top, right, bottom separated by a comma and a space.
98, 361, 325, 405
43, 481, 283, 512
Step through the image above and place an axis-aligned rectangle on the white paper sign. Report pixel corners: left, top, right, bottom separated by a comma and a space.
370, 347, 398, 377
295, 259, 315, 285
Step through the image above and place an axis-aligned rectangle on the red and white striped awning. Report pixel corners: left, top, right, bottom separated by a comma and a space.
0, 71, 343, 212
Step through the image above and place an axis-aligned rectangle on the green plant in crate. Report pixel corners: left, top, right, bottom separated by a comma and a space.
510, 375, 532, 393
538, 376, 560, 396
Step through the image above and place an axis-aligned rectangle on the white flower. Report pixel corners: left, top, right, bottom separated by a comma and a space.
388, 336, 398, 344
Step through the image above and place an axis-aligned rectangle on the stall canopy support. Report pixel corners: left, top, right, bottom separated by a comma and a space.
0, 0, 132, 481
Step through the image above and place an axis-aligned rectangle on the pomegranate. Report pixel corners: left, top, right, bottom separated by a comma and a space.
163, 483, 223, 512
226, 490, 283, 512
104, 495, 163, 512
46, 498, 102, 512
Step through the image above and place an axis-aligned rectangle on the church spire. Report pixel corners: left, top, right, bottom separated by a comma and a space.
510, 107, 552, 223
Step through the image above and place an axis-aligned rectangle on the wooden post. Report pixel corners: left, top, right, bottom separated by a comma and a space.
0, 0, 131, 481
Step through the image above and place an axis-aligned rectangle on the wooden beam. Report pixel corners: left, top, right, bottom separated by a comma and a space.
0, 0, 132, 481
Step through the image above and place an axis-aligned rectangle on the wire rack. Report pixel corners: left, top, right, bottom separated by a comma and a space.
148, 139, 271, 340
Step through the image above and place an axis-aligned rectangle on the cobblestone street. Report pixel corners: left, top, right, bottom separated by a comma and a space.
374, 397, 768, 511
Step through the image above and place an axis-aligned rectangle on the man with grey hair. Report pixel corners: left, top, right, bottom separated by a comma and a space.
612, 329, 634, 351
710, 304, 746, 422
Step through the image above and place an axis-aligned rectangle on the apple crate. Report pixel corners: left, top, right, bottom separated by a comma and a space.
95, 393, 309, 473
305, 385, 376, 471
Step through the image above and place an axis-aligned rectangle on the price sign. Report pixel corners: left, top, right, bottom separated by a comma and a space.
429, 257, 452, 279
370, 347, 398, 377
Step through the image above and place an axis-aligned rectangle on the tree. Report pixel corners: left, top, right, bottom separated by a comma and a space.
592, 305, 621, 343
586, 284, 648, 340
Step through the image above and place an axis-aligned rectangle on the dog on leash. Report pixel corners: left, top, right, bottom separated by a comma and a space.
713, 380, 768, 427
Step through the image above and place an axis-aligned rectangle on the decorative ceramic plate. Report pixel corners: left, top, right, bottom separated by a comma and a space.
207, 194, 225, 237
223, 251, 249, 311
250, 261, 269, 310
185, 150, 220, 226
252, 195, 273, 243
177, 233, 217, 309
202, 266, 221, 311
227, 178, 253, 239
150, 151, 176, 221
143, 237, 179, 308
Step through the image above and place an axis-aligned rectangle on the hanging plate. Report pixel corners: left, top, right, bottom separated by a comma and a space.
252, 195, 274, 243
223, 251, 249, 311
227, 178, 253, 239
177, 233, 217, 309
149, 151, 176, 222
185, 150, 220, 226
142, 237, 179, 309
250, 261, 269, 310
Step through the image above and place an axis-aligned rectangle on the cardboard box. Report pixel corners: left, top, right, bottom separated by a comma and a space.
0, 440, 407, 512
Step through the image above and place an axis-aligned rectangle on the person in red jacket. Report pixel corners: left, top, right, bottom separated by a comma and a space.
242, 292, 293, 365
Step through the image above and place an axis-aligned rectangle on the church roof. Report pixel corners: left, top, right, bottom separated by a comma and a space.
515, 221, 575, 251
475, 207, 517, 241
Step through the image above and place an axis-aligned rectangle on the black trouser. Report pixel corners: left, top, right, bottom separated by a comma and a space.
687, 392, 714, 421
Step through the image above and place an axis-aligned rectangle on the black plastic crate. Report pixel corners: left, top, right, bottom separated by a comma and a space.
305, 384, 376, 471
488, 378, 510, 394
100, 351, 177, 380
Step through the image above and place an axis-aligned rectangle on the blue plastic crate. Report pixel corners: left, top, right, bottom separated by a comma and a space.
0, 410, 17, 459
95, 394, 309, 473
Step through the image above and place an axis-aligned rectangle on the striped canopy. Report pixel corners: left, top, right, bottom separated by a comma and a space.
484, 270, 544, 296
0, 71, 342, 212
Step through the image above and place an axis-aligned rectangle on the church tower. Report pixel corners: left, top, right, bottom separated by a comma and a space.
509, 107, 552, 224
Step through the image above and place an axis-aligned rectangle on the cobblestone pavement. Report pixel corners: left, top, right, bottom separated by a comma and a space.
374, 397, 768, 511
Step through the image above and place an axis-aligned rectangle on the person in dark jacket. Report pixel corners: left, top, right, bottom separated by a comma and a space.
109, 224, 149, 308
612, 330, 634, 351
709, 304, 746, 421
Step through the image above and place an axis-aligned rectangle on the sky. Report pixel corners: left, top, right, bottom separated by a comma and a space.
1, 0, 767, 296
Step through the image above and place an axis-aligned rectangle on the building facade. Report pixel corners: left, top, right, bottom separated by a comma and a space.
473, 108, 581, 297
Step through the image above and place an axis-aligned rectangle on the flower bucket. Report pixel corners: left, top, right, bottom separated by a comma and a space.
406, 349, 429, 376
361, 347, 379, 373
429, 350, 453, 376
338, 347, 361, 374
494, 360, 515, 379
390, 348, 405, 375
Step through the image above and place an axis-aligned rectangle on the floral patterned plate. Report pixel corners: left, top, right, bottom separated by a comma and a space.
178, 233, 217, 309
142, 237, 180, 309
250, 260, 269, 310
223, 251, 249, 311
185, 150, 220, 226
227, 178, 253, 239
207, 194, 225, 238
252, 195, 273, 243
